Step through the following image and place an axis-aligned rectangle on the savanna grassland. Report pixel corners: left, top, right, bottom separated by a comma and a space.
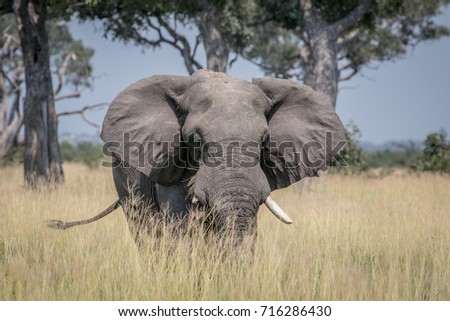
1, 164, 449, 300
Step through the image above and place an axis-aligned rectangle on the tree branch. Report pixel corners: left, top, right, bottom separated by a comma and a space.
339, 67, 358, 81
192, 33, 202, 59
242, 55, 298, 79
57, 103, 108, 131
7, 85, 21, 126
229, 52, 239, 69
54, 92, 81, 101
7, 112, 24, 146
0, 67, 24, 156
299, 0, 323, 30
338, 61, 359, 81
1, 68, 20, 91
0, 71, 8, 133
54, 52, 76, 96
119, 15, 204, 75
155, 15, 204, 74
299, 0, 313, 13
338, 61, 353, 72
333, 0, 373, 35
336, 28, 361, 49
1, 31, 20, 59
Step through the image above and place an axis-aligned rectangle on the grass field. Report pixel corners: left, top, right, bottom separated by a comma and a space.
1, 164, 449, 300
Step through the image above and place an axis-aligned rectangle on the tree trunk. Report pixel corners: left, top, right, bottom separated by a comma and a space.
299, 0, 339, 108
301, 30, 339, 107
196, 9, 230, 72
14, 0, 64, 187
0, 79, 23, 159
298, 0, 372, 109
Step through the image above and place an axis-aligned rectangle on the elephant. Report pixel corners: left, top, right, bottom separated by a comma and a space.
48, 70, 346, 245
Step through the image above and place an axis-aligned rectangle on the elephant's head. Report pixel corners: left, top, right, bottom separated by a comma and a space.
101, 70, 345, 239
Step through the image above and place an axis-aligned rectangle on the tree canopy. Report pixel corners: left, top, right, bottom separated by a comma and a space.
244, 0, 449, 105
66, 0, 256, 73
64, 0, 449, 107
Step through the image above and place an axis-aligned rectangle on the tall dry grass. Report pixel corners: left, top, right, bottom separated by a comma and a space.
1, 164, 449, 300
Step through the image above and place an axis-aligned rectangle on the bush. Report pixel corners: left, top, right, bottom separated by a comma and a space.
61, 141, 104, 168
332, 121, 367, 173
0, 146, 24, 167
409, 132, 450, 173
365, 141, 421, 169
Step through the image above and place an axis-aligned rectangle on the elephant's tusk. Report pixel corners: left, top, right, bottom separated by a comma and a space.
264, 196, 293, 224
192, 195, 199, 204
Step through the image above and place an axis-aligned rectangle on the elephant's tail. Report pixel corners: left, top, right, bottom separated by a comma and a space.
46, 199, 121, 230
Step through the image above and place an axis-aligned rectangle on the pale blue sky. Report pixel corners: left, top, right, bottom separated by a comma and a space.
60, 7, 450, 144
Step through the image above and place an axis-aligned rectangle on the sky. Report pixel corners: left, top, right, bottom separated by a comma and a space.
60, 6, 450, 145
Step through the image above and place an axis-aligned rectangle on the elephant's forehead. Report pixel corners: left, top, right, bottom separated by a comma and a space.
192, 76, 254, 93
186, 78, 268, 112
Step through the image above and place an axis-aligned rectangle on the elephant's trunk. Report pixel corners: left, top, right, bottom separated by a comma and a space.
214, 189, 259, 234
193, 148, 271, 241
203, 172, 264, 241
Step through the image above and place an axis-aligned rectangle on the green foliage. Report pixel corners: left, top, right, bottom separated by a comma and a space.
339, 0, 450, 70
1, 12, 94, 92
366, 149, 417, 168
363, 132, 450, 173
1, 141, 104, 168
409, 132, 450, 173
0, 146, 24, 167
244, 23, 303, 78
75, 0, 256, 39
248, 0, 450, 81
313, 0, 369, 23
48, 21, 95, 91
217, 0, 256, 49
333, 121, 368, 173
69, 0, 257, 70
60, 141, 104, 168
365, 140, 421, 168
1, 12, 94, 161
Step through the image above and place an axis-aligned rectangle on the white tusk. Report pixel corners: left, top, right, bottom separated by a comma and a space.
264, 196, 293, 224
192, 196, 199, 204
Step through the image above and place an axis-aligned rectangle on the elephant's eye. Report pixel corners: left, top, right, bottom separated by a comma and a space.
261, 132, 270, 148
185, 132, 201, 146
186, 132, 202, 162
192, 132, 202, 146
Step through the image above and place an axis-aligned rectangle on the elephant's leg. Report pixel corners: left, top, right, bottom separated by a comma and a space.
155, 183, 189, 220
120, 197, 160, 245
112, 157, 160, 243
154, 169, 193, 220
124, 181, 192, 249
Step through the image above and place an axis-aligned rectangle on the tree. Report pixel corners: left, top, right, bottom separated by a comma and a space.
71, 0, 253, 74
13, 0, 64, 187
1, 1, 94, 187
244, 0, 450, 107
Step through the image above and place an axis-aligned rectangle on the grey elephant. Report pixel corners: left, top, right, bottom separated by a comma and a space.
48, 70, 346, 244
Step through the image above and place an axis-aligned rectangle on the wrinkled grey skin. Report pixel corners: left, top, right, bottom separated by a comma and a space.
101, 70, 345, 243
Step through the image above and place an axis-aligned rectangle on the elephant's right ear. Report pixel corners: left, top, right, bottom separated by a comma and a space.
253, 77, 346, 190
101, 75, 191, 185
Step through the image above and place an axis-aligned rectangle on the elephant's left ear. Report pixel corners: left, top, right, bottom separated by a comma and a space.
253, 78, 346, 190
101, 75, 191, 185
